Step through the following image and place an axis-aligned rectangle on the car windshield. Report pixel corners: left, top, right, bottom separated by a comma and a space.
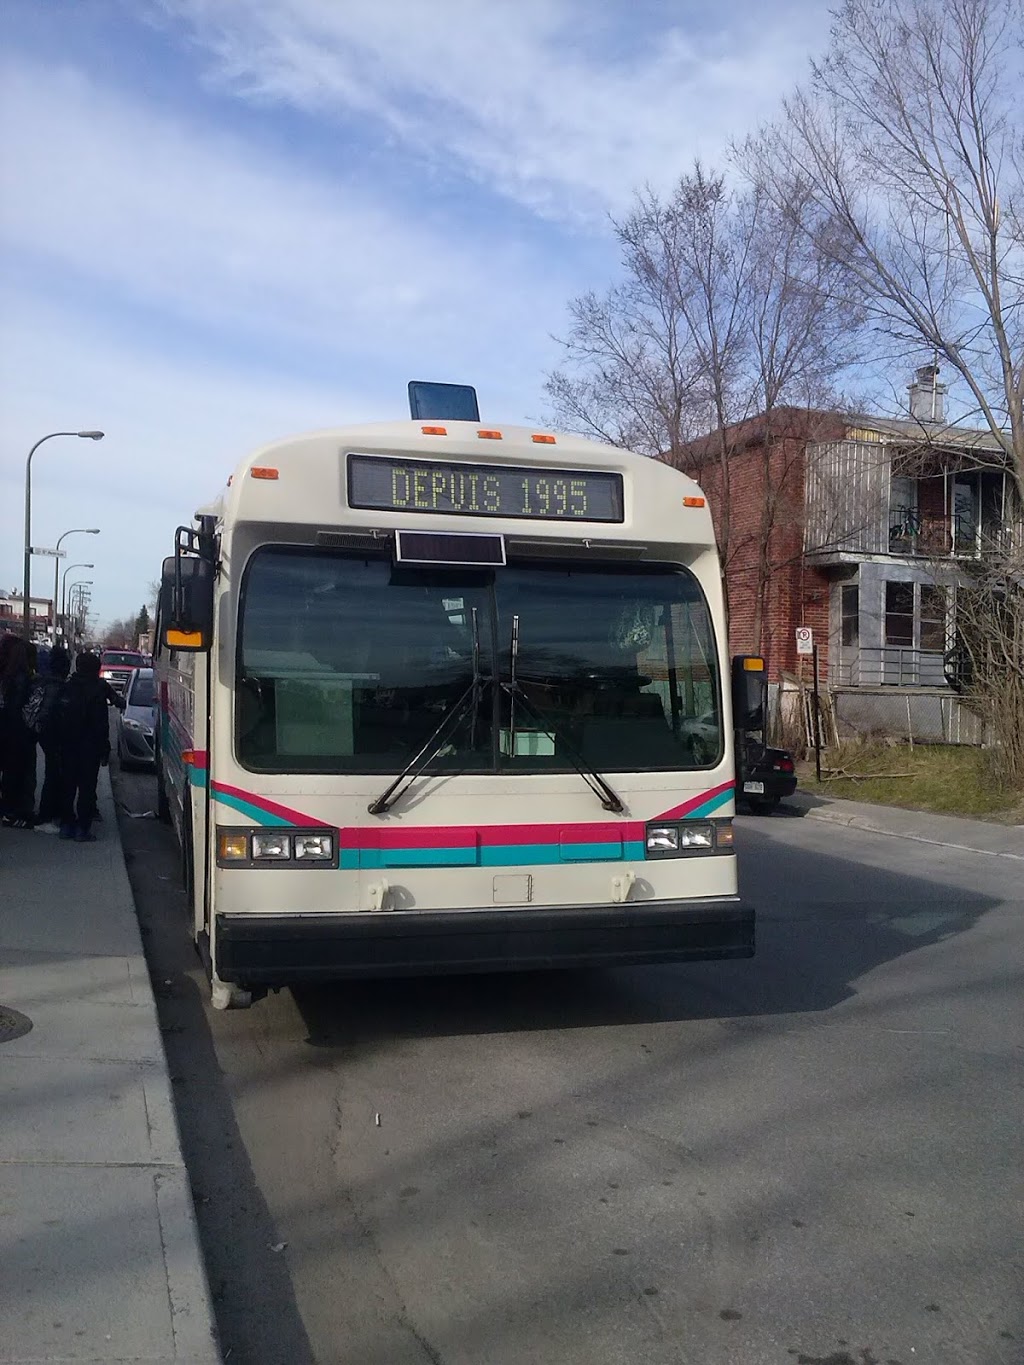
128, 673, 155, 707
237, 548, 723, 775
102, 652, 143, 666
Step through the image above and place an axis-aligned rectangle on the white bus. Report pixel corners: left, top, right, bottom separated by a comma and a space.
155, 386, 760, 1009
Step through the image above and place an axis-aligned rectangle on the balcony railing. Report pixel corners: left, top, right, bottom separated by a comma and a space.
888, 507, 1017, 559
833, 645, 948, 688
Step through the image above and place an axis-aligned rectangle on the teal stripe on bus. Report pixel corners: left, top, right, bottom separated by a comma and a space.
348, 839, 647, 869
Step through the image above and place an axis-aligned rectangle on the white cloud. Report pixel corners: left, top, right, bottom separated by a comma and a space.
152, 0, 831, 219
0, 56, 568, 382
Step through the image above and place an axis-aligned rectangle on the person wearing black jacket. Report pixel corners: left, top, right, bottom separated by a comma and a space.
57, 652, 111, 842
31, 645, 72, 834
0, 633, 35, 828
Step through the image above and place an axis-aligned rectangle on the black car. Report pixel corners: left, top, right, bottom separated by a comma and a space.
737, 739, 797, 814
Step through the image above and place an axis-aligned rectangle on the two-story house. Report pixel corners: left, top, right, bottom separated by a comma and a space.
671, 369, 1022, 739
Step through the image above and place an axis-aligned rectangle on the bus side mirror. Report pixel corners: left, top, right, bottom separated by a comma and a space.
159, 554, 214, 652
731, 656, 766, 732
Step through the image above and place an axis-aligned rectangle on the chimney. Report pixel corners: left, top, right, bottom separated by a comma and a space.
907, 365, 945, 423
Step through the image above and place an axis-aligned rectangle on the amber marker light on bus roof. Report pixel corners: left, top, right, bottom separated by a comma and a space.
477, 429, 503, 439
531, 433, 556, 444
421, 425, 447, 436
251, 466, 279, 480
683, 496, 706, 507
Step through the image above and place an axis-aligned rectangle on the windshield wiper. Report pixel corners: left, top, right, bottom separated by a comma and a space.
367, 608, 485, 816
502, 613, 625, 815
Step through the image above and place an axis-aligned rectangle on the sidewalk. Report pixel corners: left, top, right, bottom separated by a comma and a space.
789, 788, 1024, 860
0, 766, 220, 1364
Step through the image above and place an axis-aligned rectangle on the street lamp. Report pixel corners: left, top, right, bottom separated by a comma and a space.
61, 564, 94, 633
23, 431, 104, 638
53, 529, 100, 641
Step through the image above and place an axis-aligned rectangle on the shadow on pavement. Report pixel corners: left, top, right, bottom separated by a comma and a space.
113, 763, 317, 1365
293, 823, 999, 1051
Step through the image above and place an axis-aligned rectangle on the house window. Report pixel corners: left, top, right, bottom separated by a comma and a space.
884, 581, 914, 646
919, 585, 947, 650
841, 585, 859, 646
884, 580, 947, 650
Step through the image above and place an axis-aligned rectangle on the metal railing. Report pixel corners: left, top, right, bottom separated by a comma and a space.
833, 645, 947, 688
888, 506, 1017, 559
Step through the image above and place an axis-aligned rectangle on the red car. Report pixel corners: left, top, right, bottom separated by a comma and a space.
99, 649, 147, 695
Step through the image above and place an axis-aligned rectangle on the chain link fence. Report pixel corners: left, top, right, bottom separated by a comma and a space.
769, 679, 986, 754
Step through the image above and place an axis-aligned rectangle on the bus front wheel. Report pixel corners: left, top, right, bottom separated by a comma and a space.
211, 977, 253, 1011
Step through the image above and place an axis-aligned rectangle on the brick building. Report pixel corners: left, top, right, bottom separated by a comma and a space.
668, 369, 1023, 734
668, 407, 846, 680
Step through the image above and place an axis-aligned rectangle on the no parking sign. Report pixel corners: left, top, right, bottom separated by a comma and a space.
795, 626, 814, 656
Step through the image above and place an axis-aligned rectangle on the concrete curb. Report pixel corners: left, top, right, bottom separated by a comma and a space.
101, 763, 223, 1362
791, 793, 1024, 861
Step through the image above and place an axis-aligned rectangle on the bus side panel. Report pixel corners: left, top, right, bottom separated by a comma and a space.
155, 645, 209, 937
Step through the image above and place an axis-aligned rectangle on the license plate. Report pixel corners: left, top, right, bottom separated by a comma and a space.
743, 780, 765, 794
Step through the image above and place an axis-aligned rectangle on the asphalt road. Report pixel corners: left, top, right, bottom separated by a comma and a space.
112, 757, 1023, 1365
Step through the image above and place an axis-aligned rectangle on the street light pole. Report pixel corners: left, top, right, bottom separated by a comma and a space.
61, 563, 94, 637
53, 528, 100, 642
23, 430, 104, 639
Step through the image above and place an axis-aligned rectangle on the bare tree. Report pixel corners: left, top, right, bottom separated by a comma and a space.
743, 0, 1024, 782
546, 164, 862, 637
946, 546, 1024, 785
744, 0, 1023, 499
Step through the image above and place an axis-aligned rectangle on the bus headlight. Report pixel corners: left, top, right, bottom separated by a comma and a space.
294, 833, 334, 861
644, 821, 726, 856
217, 826, 337, 867
646, 826, 679, 851
251, 832, 292, 860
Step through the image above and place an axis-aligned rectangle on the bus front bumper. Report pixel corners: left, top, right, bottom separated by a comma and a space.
214, 899, 754, 983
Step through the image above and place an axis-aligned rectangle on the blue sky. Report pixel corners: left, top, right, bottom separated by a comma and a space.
0, 0, 832, 631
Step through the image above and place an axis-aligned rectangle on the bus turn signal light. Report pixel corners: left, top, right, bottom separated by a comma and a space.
218, 832, 249, 861
683, 496, 705, 507
164, 628, 204, 650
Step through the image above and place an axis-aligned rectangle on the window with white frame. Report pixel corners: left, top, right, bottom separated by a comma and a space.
884, 581, 947, 650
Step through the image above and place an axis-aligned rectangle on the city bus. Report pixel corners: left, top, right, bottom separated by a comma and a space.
154, 385, 760, 1009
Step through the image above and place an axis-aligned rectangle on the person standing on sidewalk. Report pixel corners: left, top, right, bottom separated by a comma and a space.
30, 645, 71, 835
0, 634, 36, 828
56, 651, 111, 843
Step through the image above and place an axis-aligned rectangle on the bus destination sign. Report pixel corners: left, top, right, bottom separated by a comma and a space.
347, 453, 624, 523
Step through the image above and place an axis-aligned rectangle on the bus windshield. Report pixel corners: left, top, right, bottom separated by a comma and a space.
237, 549, 722, 775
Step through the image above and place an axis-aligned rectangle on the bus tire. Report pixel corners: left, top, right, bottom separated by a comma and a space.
211, 977, 253, 1011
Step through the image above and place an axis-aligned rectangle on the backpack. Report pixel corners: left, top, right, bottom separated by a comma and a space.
22, 680, 45, 734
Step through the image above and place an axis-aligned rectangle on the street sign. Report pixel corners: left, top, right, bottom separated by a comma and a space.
30, 547, 66, 558
795, 626, 814, 656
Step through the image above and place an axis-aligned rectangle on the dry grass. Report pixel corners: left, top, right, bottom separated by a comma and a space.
799, 743, 1024, 822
